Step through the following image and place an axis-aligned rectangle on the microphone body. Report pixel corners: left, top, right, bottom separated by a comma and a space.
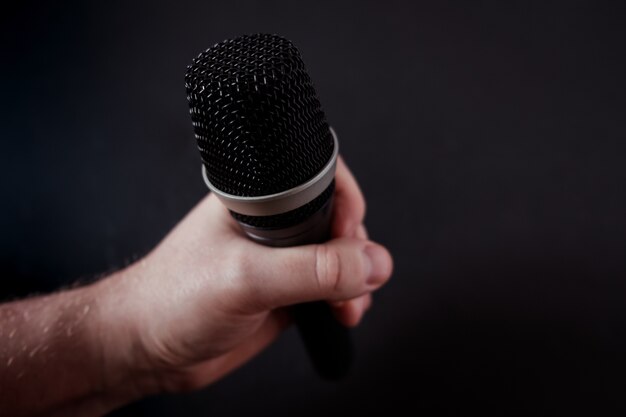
186, 34, 353, 379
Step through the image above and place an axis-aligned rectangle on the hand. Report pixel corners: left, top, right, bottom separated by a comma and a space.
95, 157, 393, 396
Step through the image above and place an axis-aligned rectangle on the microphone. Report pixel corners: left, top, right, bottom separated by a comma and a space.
185, 34, 353, 379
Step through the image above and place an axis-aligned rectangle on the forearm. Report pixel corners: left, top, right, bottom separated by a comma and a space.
0, 274, 150, 416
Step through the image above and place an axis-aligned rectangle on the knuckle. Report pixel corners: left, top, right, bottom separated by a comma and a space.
214, 245, 258, 312
229, 245, 253, 282
315, 244, 343, 293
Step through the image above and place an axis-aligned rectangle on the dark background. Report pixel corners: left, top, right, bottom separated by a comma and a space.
2, 1, 625, 415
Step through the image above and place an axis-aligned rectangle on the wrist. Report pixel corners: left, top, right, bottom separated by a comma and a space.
88, 265, 163, 408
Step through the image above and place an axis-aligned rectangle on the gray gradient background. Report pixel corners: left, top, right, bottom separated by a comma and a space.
2, 1, 625, 415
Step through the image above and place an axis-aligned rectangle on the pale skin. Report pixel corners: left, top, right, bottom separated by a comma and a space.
0, 158, 393, 416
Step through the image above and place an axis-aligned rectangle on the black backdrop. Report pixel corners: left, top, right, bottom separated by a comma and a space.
2, 1, 625, 416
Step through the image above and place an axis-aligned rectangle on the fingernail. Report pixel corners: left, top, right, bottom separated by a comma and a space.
363, 244, 391, 286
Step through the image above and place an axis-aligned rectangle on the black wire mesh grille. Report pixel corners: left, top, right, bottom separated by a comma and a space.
186, 34, 334, 197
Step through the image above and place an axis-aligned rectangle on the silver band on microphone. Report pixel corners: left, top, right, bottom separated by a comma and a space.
202, 127, 339, 216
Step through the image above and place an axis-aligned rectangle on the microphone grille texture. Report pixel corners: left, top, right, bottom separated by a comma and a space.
186, 34, 334, 198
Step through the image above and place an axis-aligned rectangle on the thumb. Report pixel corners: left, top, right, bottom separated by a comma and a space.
239, 238, 393, 311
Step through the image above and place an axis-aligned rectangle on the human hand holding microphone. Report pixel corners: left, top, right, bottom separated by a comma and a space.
100, 156, 393, 394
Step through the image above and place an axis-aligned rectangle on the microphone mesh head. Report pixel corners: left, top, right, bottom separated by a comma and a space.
185, 34, 334, 197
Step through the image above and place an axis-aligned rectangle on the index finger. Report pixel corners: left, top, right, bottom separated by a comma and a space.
331, 156, 366, 238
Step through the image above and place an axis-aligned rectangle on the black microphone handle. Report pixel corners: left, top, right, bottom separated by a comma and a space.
236, 194, 354, 380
